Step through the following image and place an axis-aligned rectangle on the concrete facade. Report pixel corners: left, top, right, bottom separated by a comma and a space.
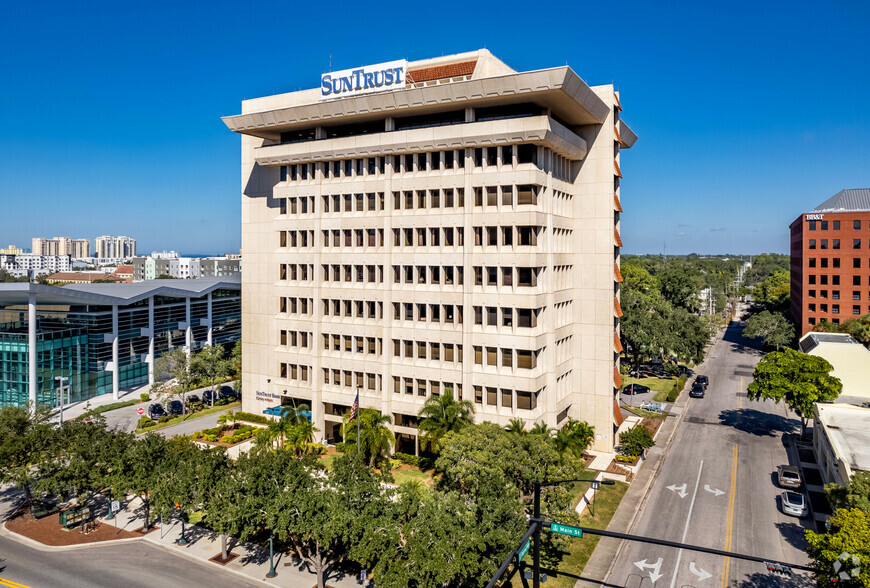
813, 403, 870, 486
95, 235, 136, 259
223, 49, 635, 452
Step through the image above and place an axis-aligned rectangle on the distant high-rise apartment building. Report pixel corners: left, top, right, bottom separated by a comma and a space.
0, 245, 23, 255
790, 189, 870, 335
31, 237, 90, 258
223, 50, 636, 453
95, 235, 136, 259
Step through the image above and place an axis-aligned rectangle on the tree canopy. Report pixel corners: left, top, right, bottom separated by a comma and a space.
805, 508, 870, 587
826, 471, 870, 512
747, 348, 842, 437
743, 310, 795, 350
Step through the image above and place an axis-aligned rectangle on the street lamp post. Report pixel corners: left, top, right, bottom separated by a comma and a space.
266, 531, 277, 578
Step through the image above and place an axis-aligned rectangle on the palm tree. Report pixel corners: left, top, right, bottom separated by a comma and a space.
417, 392, 475, 453
552, 419, 595, 462
342, 408, 394, 467
252, 427, 275, 453
267, 416, 293, 449
190, 343, 228, 407
505, 418, 527, 435
290, 420, 319, 456
529, 421, 553, 437
280, 403, 311, 425
217, 410, 237, 430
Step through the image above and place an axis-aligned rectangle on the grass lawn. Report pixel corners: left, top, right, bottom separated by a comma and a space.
622, 375, 678, 403
391, 465, 434, 486
318, 451, 343, 469
622, 405, 668, 420
502, 481, 629, 588
136, 401, 241, 433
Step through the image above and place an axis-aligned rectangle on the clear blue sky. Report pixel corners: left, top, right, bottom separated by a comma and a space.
2, 0, 868, 255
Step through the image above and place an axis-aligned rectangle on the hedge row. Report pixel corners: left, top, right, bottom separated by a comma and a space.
234, 411, 269, 425
393, 452, 435, 470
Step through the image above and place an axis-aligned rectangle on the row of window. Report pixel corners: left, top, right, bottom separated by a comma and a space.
473, 346, 540, 369
806, 275, 868, 286
392, 377, 463, 400
279, 145, 544, 184
473, 306, 540, 328
808, 257, 868, 269
472, 225, 542, 247
808, 239, 870, 250
323, 369, 382, 392
392, 302, 462, 324
473, 266, 541, 288
472, 185, 540, 208
392, 340, 463, 363
807, 290, 869, 300
392, 226, 463, 248
323, 299, 385, 320
323, 334, 382, 356
279, 330, 311, 348
472, 385, 540, 410
323, 265, 385, 284
279, 363, 310, 382
808, 220, 868, 231
806, 304, 869, 315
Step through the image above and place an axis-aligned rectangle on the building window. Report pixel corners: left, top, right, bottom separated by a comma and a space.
808, 258, 816, 268
854, 305, 862, 315
821, 221, 828, 230
833, 220, 840, 230
809, 240, 816, 249
854, 220, 862, 230
808, 221, 817, 231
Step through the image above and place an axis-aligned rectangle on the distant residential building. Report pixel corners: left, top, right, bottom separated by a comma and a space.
31, 237, 90, 258
132, 254, 240, 281
45, 271, 123, 285
790, 189, 870, 335
0, 245, 24, 255
111, 265, 134, 283
95, 235, 136, 259
150, 250, 180, 259
6, 254, 71, 273
200, 257, 240, 277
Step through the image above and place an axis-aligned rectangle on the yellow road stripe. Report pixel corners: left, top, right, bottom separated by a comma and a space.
0, 577, 32, 588
721, 378, 742, 587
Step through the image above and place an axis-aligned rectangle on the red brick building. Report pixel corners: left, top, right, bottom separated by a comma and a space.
790, 189, 870, 335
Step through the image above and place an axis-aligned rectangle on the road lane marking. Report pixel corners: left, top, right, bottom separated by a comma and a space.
689, 561, 713, 581
0, 578, 32, 588
721, 443, 739, 588
704, 485, 725, 497
667, 483, 688, 498
634, 558, 664, 583
669, 460, 704, 588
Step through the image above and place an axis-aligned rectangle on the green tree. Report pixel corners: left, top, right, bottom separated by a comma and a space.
839, 314, 870, 346
416, 391, 475, 453
529, 421, 553, 436
826, 471, 870, 512
743, 310, 795, 350
275, 455, 394, 588
659, 267, 703, 313
813, 320, 840, 333
266, 415, 294, 450
552, 419, 595, 462
120, 433, 173, 530
154, 348, 195, 415
754, 269, 790, 311
0, 405, 54, 506
341, 408, 395, 467
805, 508, 870, 587
747, 348, 842, 438
505, 418, 527, 435
191, 343, 228, 407
619, 425, 655, 457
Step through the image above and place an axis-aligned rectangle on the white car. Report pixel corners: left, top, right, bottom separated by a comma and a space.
781, 490, 808, 517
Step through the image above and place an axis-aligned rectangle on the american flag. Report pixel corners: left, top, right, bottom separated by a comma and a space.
349, 391, 359, 421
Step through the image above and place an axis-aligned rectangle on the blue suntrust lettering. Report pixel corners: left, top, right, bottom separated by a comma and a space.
321, 63, 405, 98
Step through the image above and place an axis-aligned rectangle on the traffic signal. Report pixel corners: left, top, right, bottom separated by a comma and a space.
764, 561, 792, 576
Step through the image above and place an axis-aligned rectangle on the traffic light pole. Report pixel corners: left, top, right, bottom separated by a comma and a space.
532, 482, 541, 588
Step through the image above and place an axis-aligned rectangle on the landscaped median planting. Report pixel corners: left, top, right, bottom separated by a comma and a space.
193, 424, 258, 446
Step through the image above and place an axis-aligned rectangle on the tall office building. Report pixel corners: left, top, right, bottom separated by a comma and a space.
95, 235, 136, 259
790, 189, 870, 335
223, 50, 636, 453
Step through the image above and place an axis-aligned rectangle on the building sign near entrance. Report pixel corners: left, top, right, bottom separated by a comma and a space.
806, 214, 825, 220
256, 391, 281, 400
321, 60, 407, 100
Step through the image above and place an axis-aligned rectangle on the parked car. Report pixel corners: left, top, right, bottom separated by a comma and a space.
622, 383, 651, 395
689, 382, 706, 398
167, 400, 184, 415
187, 394, 203, 410
777, 465, 802, 489
219, 386, 240, 401
202, 390, 218, 405
695, 375, 709, 389
148, 404, 166, 420
780, 490, 808, 517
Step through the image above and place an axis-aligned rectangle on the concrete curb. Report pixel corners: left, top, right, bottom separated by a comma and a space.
0, 519, 143, 552
144, 538, 268, 587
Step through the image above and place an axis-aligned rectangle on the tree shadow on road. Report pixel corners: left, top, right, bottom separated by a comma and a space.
736, 571, 814, 587
775, 520, 811, 551
718, 409, 799, 437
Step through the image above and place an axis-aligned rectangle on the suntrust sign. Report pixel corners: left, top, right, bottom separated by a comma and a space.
321, 59, 407, 100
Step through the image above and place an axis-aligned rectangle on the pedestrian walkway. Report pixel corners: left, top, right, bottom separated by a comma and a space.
50, 384, 149, 423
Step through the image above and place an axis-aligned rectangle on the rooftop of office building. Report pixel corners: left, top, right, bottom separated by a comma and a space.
811, 189, 870, 213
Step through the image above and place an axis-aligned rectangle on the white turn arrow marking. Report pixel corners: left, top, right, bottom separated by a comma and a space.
703, 485, 725, 497
634, 557, 664, 583
667, 483, 688, 498
689, 562, 712, 581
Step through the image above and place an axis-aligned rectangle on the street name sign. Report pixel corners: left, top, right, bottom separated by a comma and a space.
517, 540, 530, 562
550, 523, 583, 538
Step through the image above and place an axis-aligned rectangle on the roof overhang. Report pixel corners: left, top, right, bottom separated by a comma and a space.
222, 67, 610, 140
0, 275, 240, 308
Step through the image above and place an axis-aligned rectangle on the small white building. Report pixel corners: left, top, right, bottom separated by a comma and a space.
799, 332, 870, 406
813, 403, 870, 486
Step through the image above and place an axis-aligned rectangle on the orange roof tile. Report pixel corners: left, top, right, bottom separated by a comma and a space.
407, 60, 477, 83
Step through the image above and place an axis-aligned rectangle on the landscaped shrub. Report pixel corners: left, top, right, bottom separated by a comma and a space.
204, 434, 218, 443
307, 443, 326, 456
615, 455, 636, 464
140, 393, 150, 402
158, 415, 171, 424
335, 442, 349, 453
220, 435, 233, 444
619, 426, 655, 457
234, 411, 269, 425
666, 376, 687, 402
138, 416, 155, 429
393, 452, 435, 470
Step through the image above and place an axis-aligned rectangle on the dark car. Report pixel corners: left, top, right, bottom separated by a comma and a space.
695, 375, 709, 389
622, 383, 651, 395
689, 382, 706, 398
186, 394, 203, 410
203, 390, 218, 405
167, 400, 184, 415
148, 403, 166, 420
219, 386, 240, 401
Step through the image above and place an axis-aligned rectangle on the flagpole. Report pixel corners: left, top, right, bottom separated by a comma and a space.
356, 387, 361, 455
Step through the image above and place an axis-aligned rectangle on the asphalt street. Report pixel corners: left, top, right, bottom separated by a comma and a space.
605, 323, 813, 588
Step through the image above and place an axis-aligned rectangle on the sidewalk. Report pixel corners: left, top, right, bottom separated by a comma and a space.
575, 327, 723, 587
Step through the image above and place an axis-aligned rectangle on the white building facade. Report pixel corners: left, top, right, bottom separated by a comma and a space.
95, 235, 137, 259
223, 50, 636, 453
